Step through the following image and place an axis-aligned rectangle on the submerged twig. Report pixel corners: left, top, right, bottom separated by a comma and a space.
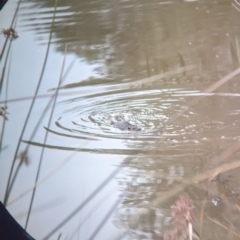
224, 217, 240, 236
206, 215, 240, 238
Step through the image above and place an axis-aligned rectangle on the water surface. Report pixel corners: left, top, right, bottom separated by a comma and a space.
1, 0, 240, 239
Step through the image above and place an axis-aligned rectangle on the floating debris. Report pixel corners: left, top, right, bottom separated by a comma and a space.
212, 198, 220, 207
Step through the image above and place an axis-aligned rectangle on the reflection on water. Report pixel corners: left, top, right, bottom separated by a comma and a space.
22, 0, 240, 79
1, 0, 240, 239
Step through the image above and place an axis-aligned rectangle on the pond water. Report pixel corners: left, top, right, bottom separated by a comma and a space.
1, 0, 240, 239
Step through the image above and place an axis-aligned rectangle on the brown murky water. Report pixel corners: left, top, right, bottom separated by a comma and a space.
1, 0, 240, 239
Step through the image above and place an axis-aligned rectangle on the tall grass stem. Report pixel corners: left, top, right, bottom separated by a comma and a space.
3, 0, 59, 206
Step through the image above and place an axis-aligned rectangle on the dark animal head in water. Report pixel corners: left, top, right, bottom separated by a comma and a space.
111, 120, 141, 131
128, 124, 141, 131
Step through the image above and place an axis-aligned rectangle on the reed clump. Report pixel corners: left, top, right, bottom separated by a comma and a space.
163, 195, 195, 240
